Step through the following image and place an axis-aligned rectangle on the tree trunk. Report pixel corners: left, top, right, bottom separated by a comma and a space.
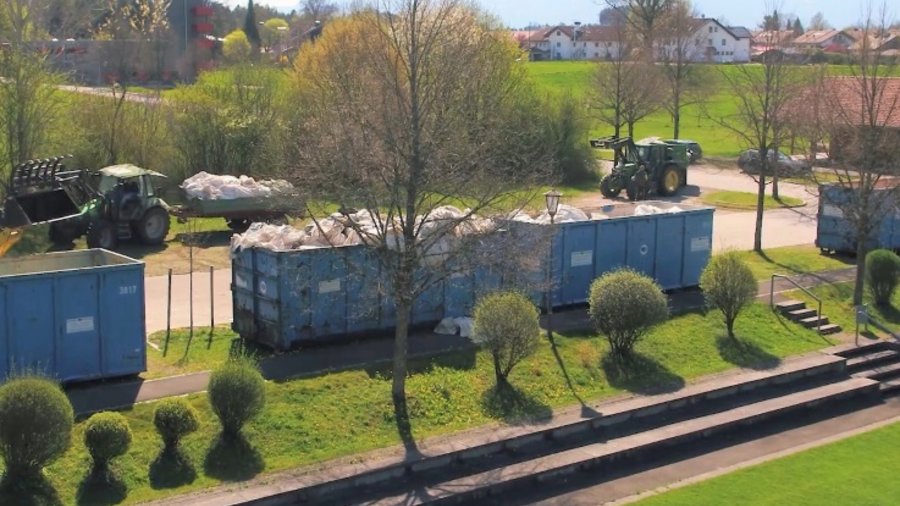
854, 239, 867, 306
754, 172, 766, 252
673, 109, 680, 139
492, 352, 506, 386
726, 317, 735, 339
392, 296, 411, 402
772, 166, 780, 200
627, 121, 635, 139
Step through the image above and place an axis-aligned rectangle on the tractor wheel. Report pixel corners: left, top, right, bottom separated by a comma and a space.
137, 207, 170, 245
49, 222, 79, 246
86, 220, 118, 250
658, 165, 682, 196
599, 175, 621, 198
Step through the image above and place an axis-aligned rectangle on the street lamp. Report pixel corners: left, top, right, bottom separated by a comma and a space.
544, 189, 562, 342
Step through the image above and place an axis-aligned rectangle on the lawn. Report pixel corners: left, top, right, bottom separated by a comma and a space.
701, 190, 804, 210
145, 326, 268, 380
786, 281, 900, 340
636, 421, 900, 506
734, 246, 854, 281
11, 303, 833, 505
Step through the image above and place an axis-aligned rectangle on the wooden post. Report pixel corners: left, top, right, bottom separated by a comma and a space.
207, 266, 214, 349
163, 268, 172, 357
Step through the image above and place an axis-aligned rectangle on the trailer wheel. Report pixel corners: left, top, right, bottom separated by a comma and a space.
600, 175, 621, 198
227, 218, 251, 233
86, 220, 118, 250
659, 165, 681, 196
137, 207, 170, 245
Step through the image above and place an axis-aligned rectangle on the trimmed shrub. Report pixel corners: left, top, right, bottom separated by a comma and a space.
866, 249, 900, 306
701, 252, 758, 339
588, 269, 669, 358
208, 356, 266, 437
0, 377, 74, 480
84, 412, 132, 472
153, 399, 199, 451
472, 291, 542, 386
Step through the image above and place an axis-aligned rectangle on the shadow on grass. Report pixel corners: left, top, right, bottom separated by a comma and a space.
392, 393, 422, 458
481, 382, 552, 425
601, 352, 686, 395
149, 447, 197, 489
755, 250, 853, 279
716, 336, 781, 370
203, 434, 265, 482
874, 303, 900, 325
76, 470, 127, 506
549, 339, 599, 418
0, 473, 63, 506
364, 348, 477, 379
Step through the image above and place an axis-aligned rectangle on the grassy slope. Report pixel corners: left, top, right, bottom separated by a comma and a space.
734, 246, 854, 281
16, 304, 832, 505
787, 281, 900, 338
636, 421, 900, 506
701, 190, 804, 210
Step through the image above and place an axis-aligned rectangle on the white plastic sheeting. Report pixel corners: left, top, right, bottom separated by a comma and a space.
432, 316, 474, 338
508, 204, 590, 224
634, 204, 684, 216
182, 172, 294, 200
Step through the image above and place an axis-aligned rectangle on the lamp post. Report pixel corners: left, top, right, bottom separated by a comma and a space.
544, 189, 561, 342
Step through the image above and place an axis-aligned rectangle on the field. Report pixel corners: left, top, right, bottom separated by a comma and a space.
636, 421, 900, 506
700, 190, 804, 210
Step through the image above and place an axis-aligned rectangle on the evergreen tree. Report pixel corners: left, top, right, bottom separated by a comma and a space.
793, 18, 804, 35
243, 0, 261, 51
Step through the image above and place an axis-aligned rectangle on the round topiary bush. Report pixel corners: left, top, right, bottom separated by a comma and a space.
207, 357, 266, 437
700, 252, 758, 339
588, 268, 669, 358
0, 377, 74, 480
84, 411, 132, 472
472, 291, 542, 386
866, 249, 900, 306
153, 399, 199, 451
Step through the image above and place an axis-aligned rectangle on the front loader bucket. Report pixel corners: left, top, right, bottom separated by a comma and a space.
2, 157, 89, 228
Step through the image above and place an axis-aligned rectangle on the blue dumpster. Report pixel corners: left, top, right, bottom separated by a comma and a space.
817, 184, 899, 253
0, 249, 146, 382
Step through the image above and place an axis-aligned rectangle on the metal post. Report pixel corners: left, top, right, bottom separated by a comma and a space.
163, 268, 172, 357
207, 266, 214, 349
546, 214, 554, 343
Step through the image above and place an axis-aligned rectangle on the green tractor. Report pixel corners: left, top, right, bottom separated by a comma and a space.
49, 164, 171, 250
590, 136, 690, 201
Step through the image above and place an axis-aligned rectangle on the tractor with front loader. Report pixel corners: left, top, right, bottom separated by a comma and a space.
0, 157, 170, 254
590, 136, 690, 201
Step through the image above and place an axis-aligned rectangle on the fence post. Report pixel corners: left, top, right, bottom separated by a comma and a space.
207, 266, 214, 349
163, 268, 172, 357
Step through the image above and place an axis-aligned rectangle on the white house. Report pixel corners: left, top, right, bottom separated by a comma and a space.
685, 18, 752, 63
513, 25, 623, 61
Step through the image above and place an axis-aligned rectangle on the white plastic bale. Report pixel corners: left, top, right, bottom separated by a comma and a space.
182, 171, 295, 201
454, 317, 474, 338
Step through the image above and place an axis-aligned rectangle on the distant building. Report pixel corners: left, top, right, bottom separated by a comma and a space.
791, 29, 856, 53
514, 25, 624, 61
683, 17, 752, 63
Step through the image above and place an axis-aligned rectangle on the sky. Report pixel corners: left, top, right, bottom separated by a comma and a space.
234, 0, 888, 30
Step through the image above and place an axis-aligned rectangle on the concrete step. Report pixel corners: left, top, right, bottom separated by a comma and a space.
266, 355, 848, 506
370, 378, 880, 505
800, 315, 830, 328
819, 324, 843, 336
852, 361, 900, 382
776, 300, 806, 313
881, 377, 900, 396
829, 340, 895, 359
787, 308, 818, 322
846, 350, 900, 373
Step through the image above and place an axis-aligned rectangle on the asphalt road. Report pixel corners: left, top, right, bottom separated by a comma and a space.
143, 164, 822, 334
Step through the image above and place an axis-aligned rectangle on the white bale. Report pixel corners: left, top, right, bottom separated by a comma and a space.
454, 317, 474, 338
434, 317, 458, 335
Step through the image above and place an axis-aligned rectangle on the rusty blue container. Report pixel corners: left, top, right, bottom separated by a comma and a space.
817, 184, 898, 253
0, 249, 146, 382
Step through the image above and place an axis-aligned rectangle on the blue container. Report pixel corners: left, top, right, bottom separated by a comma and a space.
232, 202, 714, 349
0, 249, 146, 382
817, 184, 898, 253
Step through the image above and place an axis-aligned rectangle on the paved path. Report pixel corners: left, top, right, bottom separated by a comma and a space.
69, 267, 856, 414
144, 267, 233, 334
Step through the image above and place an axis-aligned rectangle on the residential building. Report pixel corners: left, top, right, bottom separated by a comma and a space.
682, 17, 751, 63
792, 29, 856, 53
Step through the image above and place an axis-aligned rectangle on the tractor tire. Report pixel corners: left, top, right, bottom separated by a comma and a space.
658, 165, 682, 196
86, 220, 118, 250
48, 222, 79, 246
137, 207, 170, 245
600, 175, 621, 198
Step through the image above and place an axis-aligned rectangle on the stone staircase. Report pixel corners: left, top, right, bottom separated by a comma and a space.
832, 341, 900, 396
776, 299, 842, 335
240, 354, 885, 506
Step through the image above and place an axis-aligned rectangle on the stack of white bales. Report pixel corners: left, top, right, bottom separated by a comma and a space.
182, 171, 294, 200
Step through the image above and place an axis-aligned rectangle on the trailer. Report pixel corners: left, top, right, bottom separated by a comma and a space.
169, 192, 304, 232
0, 249, 146, 382
231, 201, 714, 350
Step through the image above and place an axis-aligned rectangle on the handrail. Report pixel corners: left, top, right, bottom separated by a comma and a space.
770, 274, 823, 335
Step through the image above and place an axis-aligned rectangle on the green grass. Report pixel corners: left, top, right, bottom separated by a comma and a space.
734, 246, 854, 281
636, 421, 900, 506
701, 191, 804, 210
145, 326, 276, 380
786, 281, 900, 339
8, 304, 832, 505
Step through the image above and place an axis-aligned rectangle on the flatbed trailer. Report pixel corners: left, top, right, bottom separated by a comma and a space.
168, 192, 304, 231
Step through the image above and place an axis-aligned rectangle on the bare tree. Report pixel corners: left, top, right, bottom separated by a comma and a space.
606, 0, 673, 57
657, 0, 712, 139
0, 0, 63, 175
300, 0, 338, 21
621, 63, 664, 137
289, 1, 549, 424
812, 7, 900, 305
809, 12, 830, 31
705, 20, 800, 252
590, 18, 633, 138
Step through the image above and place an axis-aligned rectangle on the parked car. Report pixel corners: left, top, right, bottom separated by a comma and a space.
663, 139, 702, 163
737, 149, 811, 176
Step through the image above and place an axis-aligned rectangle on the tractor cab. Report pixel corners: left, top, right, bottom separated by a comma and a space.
93, 165, 167, 222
